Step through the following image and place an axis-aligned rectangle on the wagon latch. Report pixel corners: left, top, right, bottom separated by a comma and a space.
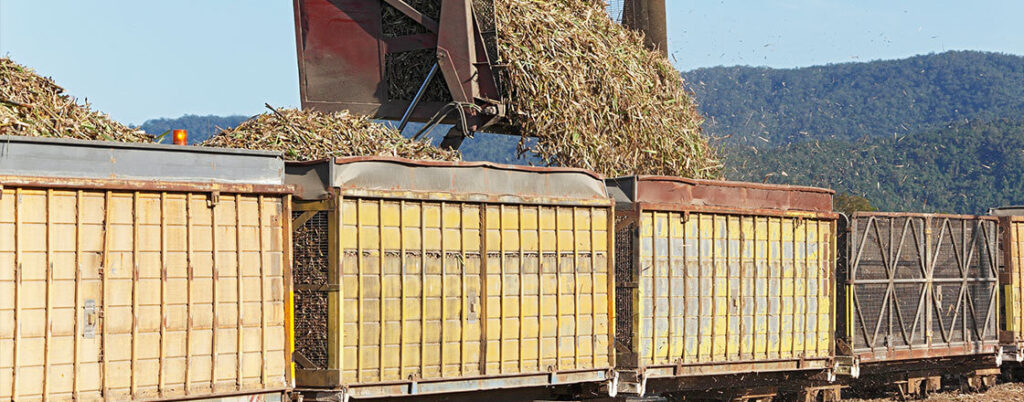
408, 373, 421, 395
83, 299, 97, 338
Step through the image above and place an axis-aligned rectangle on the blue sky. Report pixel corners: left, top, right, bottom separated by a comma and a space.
2, 1, 1022, 124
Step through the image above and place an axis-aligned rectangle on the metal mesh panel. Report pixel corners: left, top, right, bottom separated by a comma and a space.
856, 220, 891, 280
847, 214, 999, 356
381, 0, 440, 38
385, 49, 451, 103
934, 284, 964, 343
933, 219, 964, 279
294, 210, 330, 368
893, 283, 925, 345
931, 218, 998, 345
895, 221, 925, 279
475, 0, 498, 59
969, 282, 997, 340
615, 216, 635, 354
379, 0, 498, 103
969, 223, 996, 279
294, 210, 330, 285
853, 283, 886, 348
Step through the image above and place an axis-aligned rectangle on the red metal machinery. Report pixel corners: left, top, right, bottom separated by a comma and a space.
291, 0, 667, 149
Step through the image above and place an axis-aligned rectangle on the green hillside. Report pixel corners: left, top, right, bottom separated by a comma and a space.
684, 51, 1024, 144
726, 119, 1024, 214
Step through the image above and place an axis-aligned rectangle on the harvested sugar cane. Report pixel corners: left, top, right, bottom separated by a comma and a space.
0, 57, 151, 142
495, 0, 721, 178
201, 105, 460, 161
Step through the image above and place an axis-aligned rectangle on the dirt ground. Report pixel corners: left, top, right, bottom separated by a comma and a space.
850, 382, 1024, 401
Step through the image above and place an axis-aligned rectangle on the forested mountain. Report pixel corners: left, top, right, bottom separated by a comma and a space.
684, 51, 1024, 144
726, 119, 1024, 214
138, 114, 250, 144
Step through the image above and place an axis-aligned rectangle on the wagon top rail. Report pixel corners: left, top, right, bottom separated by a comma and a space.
0, 135, 286, 187
851, 211, 998, 221
286, 156, 610, 204
606, 175, 834, 215
988, 205, 1024, 217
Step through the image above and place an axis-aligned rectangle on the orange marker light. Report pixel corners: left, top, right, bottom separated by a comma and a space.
172, 129, 187, 145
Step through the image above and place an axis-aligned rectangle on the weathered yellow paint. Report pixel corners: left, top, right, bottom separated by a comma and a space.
634, 211, 834, 367
1007, 221, 1024, 337
330, 198, 613, 385
0, 188, 291, 401
1006, 285, 1015, 333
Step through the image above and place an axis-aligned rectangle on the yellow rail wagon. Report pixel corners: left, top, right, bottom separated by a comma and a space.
606, 176, 838, 400
0, 136, 293, 401
285, 157, 616, 400
989, 207, 1024, 381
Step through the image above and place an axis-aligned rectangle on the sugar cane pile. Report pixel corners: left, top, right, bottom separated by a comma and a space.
494, 0, 722, 178
0, 57, 151, 142
201, 105, 461, 161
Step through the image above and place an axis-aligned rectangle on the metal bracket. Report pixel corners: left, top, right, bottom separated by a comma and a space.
293, 351, 318, 369
292, 209, 320, 231
83, 299, 97, 339
439, 126, 470, 150
604, 370, 619, 398
548, 371, 559, 385
209, 190, 221, 207
337, 387, 351, 402
833, 356, 860, 378
407, 373, 422, 395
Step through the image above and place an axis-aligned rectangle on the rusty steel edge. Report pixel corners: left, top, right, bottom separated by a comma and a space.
635, 175, 836, 195
0, 134, 286, 186
0, 175, 295, 195
333, 188, 614, 207
0, 133, 281, 157
287, 157, 611, 203
634, 201, 839, 220
324, 156, 607, 181
641, 356, 832, 371
158, 388, 290, 401
853, 343, 1001, 363
851, 211, 999, 221
296, 367, 613, 389
609, 176, 836, 215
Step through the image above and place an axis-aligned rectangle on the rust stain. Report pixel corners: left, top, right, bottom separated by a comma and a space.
632, 176, 834, 214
